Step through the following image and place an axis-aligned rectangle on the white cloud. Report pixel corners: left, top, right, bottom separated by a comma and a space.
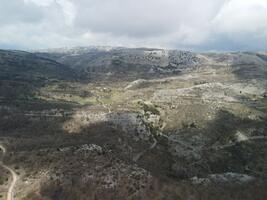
214, 0, 267, 34
73, 0, 225, 38
24, 0, 54, 7
0, 0, 267, 50
24, 0, 76, 26
56, 0, 76, 26
210, 0, 267, 50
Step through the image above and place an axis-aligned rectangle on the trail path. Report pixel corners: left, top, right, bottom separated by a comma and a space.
133, 137, 157, 162
0, 145, 17, 200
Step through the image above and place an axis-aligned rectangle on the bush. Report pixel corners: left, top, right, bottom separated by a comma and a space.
0, 176, 5, 185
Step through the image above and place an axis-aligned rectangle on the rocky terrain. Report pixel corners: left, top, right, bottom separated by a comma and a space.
35, 47, 200, 80
0, 47, 267, 200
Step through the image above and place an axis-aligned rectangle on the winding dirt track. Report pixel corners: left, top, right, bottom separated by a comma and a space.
0, 145, 17, 200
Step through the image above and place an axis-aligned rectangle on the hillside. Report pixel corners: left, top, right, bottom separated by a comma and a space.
0, 47, 266, 200
0, 50, 80, 109
35, 47, 200, 80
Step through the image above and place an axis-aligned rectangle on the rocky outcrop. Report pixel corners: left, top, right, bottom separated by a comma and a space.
191, 173, 255, 185
125, 79, 149, 90
34, 47, 201, 78
63, 110, 152, 141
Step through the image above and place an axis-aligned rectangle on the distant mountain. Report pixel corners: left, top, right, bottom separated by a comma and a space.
34, 47, 267, 81
34, 47, 200, 80
0, 50, 77, 82
1, 47, 266, 102
201, 51, 267, 80
0, 50, 78, 101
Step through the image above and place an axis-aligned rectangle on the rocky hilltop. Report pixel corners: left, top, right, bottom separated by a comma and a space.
35, 47, 200, 80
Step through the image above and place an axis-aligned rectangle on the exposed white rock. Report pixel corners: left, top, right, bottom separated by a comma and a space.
235, 131, 249, 142
191, 173, 255, 185
228, 82, 266, 96
125, 79, 148, 90
76, 144, 103, 154
64, 111, 151, 141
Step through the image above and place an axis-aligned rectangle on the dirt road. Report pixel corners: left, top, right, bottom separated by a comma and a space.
0, 145, 17, 200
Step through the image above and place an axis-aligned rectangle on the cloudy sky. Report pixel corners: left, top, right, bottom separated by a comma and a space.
0, 0, 266, 51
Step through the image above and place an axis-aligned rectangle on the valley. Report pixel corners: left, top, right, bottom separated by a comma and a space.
0, 47, 267, 200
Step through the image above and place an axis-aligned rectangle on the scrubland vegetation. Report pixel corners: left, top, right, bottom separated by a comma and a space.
0, 48, 267, 199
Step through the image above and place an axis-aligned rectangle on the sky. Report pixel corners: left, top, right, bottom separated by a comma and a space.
0, 0, 266, 51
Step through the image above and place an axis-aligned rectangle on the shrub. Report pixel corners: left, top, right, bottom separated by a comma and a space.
0, 176, 4, 185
